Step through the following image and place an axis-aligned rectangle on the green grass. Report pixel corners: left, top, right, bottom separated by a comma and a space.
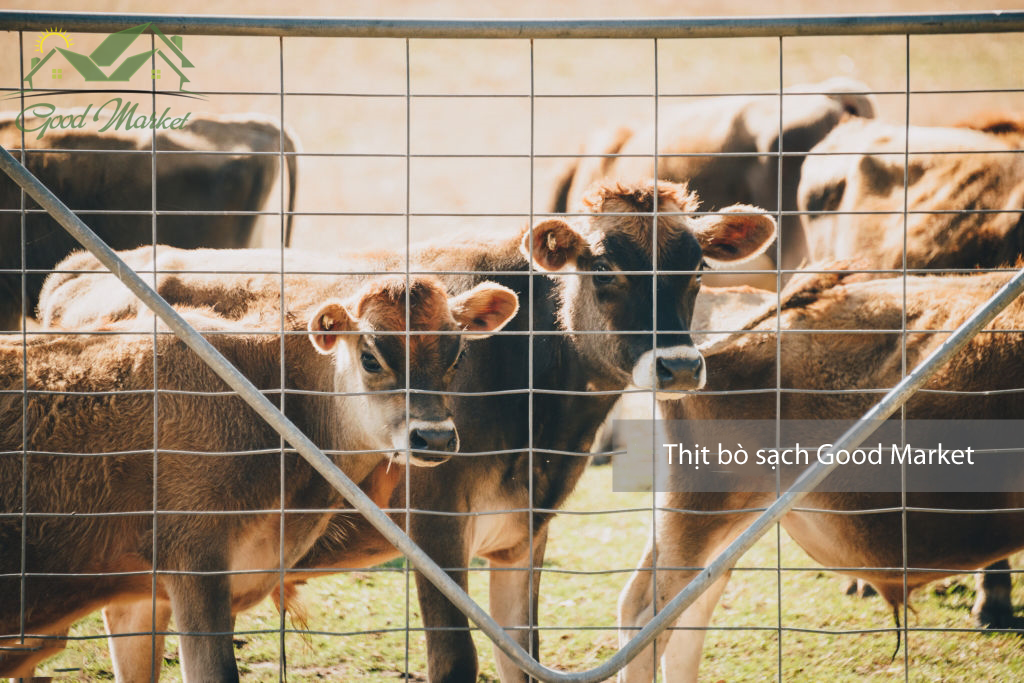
36, 464, 1024, 681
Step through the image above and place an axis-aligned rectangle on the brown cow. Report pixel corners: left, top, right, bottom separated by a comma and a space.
618, 269, 1024, 682
0, 274, 519, 680
37, 179, 778, 682
798, 115, 1024, 270
798, 114, 1024, 613
550, 78, 876, 286
0, 111, 299, 330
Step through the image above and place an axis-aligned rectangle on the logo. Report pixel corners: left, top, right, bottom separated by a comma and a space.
13, 24, 201, 139
23, 23, 194, 91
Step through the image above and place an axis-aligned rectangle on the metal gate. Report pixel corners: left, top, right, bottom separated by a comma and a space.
2, 10, 1024, 681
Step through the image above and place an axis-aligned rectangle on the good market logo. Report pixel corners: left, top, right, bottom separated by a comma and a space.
13, 24, 203, 139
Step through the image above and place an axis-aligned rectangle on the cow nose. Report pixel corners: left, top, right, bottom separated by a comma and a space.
409, 426, 459, 454
656, 354, 703, 387
632, 344, 706, 395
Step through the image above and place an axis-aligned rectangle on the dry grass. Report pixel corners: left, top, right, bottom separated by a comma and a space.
32, 466, 1024, 681
6, 0, 1024, 250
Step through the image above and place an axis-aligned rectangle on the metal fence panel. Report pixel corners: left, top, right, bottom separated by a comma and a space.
2, 10, 1024, 682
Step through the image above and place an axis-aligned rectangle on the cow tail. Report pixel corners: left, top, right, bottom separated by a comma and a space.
282, 125, 300, 246
547, 156, 577, 215
890, 603, 901, 661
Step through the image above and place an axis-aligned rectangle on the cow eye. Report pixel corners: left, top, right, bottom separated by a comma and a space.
452, 346, 468, 369
360, 351, 383, 373
593, 261, 616, 286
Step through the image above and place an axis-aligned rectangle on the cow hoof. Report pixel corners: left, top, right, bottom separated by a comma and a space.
842, 578, 877, 598
973, 600, 1013, 629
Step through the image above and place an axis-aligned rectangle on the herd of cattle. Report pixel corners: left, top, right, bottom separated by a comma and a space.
1, 78, 1024, 681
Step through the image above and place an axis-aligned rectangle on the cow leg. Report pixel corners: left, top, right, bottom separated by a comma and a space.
617, 536, 660, 683
165, 571, 238, 683
618, 498, 755, 683
972, 559, 1013, 628
841, 577, 877, 597
103, 599, 172, 683
487, 525, 548, 683
410, 513, 477, 683
0, 632, 68, 680
617, 539, 733, 683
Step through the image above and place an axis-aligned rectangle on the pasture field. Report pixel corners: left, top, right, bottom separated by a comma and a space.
33, 465, 1024, 681
5, 0, 1024, 250
4, 1, 1024, 681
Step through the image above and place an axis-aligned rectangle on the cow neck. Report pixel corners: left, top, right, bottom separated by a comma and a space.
200, 317, 342, 447
472, 240, 622, 507
463, 236, 622, 451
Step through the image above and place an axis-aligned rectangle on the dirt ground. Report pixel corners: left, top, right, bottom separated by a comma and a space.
4, 1, 1024, 250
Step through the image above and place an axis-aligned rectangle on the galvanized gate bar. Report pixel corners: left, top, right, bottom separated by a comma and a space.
2, 10, 1024, 38
6, 135, 1024, 681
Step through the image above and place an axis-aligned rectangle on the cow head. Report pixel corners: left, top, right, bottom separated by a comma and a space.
308, 277, 518, 465
521, 179, 775, 398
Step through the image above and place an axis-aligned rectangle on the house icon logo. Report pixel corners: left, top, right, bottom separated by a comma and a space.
24, 24, 194, 91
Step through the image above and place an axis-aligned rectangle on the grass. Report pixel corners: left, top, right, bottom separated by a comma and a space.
36, 464, 1024, 681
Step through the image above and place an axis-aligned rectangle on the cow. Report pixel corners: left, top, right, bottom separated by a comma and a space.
798, 114, 1024, 271
617, 268, 1024, 682
549, 78, 877, 287
35, 179, 778, 682
797, 113, 1024, 613
0, 273, 521, 680
0, 111, 300, 331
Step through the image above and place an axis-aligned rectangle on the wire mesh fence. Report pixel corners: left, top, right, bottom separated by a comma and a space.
2, 10, 1024, 682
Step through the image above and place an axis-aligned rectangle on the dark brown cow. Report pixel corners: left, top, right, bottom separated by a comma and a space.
550, 78, 876, 286
618, 269, 1024, 682
0, 274, 519, 680
0, 111, 299, 330
37, 179, 778, 682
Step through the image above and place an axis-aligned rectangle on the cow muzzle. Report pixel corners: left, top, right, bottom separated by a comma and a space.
631, 345, 706, 396
398, 419, 459, 466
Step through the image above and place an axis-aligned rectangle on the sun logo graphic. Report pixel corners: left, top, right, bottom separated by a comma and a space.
23, 23, 194, 92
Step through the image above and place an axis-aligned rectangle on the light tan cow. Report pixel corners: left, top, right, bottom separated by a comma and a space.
798, 115, 1024, 270
618, 268, 1024, 682
550, 78, 877, 286
798, 113, 1024, 609
0, 273, 519, 680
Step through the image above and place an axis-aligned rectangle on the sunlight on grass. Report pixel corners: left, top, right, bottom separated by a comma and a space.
37, 465, 1024, 681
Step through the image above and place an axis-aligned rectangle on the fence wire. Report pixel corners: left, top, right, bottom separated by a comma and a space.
2, 10, 1024, 683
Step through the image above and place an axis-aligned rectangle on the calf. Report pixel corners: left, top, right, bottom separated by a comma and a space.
0, 274, 518, 680
37, 179, 777, 682
618, 269, 1024, 682
0, 111, 299, 330
798, 113, 1024, 613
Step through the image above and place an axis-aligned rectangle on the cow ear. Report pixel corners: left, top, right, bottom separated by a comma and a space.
520, 219, 589, 272
308, 301, 356, 354
449, 282, 520, 340
693, 205, 777, 265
